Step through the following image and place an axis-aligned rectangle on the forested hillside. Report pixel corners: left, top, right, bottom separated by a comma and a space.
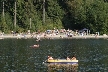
0, 0, 108, 34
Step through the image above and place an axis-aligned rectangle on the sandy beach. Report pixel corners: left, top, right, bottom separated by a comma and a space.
0, 34, 108, 39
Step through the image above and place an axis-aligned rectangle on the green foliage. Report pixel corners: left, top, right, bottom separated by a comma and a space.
0, 0, 108, 34
0, 16, 8, 33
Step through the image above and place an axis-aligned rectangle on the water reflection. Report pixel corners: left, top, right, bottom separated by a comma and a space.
47, 64, 78, 72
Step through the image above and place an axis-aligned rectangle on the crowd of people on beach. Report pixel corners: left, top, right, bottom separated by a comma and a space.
0, 28, 108, 39
27, 28, 91, 39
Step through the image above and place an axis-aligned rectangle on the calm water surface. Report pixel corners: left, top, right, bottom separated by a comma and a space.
0, 38, 108, 72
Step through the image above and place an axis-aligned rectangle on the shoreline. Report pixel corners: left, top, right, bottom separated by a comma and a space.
0, 34, 108, 39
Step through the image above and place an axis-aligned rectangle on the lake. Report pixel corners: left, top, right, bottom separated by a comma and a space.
0, 38, 108, 72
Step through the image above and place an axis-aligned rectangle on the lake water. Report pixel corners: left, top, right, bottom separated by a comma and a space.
0, 38, 108, 72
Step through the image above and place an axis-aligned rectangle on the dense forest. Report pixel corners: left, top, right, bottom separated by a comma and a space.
0, 0, 108, 34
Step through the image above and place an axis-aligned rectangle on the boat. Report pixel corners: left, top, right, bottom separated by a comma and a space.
46, 59, 78, 65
